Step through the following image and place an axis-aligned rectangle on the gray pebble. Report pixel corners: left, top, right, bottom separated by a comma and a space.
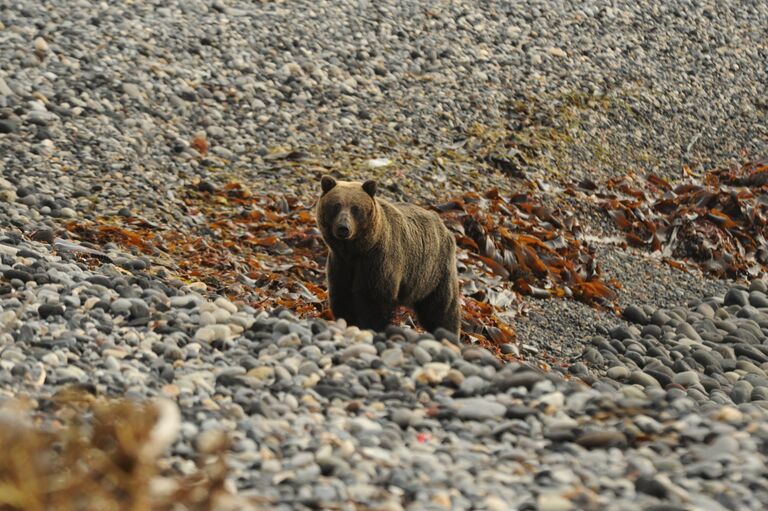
672, 371, 700, 387
623, 305, 649, 325
724, 288, 749, 307
452, 398, 507, 421
731, 380, 754, 404
629, 371, 661, 388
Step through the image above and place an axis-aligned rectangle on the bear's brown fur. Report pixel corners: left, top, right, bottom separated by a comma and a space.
316, 175, 461, 336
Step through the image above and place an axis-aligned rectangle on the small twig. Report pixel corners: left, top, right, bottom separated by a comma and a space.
685, 133, 701, 155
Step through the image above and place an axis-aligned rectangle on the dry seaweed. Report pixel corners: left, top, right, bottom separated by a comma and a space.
436, 188, 615, 307
591, 160, 768, 278
61, 180, 617, 356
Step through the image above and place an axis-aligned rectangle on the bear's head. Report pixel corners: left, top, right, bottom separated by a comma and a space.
316, 175, 378, 249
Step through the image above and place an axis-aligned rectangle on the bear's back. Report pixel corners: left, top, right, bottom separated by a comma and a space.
378, 199, 454, 302
381, 200, 450, 241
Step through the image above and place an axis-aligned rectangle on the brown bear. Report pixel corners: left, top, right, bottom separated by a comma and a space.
315, 175, 461, 336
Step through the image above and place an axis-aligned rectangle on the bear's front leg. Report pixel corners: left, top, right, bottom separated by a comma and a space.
355, 296, 397, 332
326, 253, 358, 325
354, 274, 398, 332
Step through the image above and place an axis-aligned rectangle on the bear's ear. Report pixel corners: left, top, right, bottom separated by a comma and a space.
362, 180, 377, 198
321, 175, 337, 196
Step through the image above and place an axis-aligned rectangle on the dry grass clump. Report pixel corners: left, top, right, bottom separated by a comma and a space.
0, 388, 253, 511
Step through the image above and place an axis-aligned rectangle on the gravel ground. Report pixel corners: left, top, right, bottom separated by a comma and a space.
1, 235, 767, 510
1, 0, 768, 509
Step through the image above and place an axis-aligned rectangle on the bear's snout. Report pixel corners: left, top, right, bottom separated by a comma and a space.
334, 223, 351, 239
336, 225, 352, 240
333, 212, 354, 239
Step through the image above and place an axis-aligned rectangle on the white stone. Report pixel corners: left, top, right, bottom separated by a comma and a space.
194, 324, 231, 342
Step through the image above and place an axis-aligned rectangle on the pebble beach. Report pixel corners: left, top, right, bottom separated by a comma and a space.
1, 1, 768, 510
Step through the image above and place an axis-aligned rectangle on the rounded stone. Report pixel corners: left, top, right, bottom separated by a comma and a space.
629, 371, 661, 388
623, 305, 649, 325
724, 288, 749, 307
606, 366, 630, 381
38, 303, 65, 319
672, 371, 700, 387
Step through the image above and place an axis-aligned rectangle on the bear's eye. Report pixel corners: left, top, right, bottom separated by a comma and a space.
331, 203, 342, 214
351, 205, 361, 215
